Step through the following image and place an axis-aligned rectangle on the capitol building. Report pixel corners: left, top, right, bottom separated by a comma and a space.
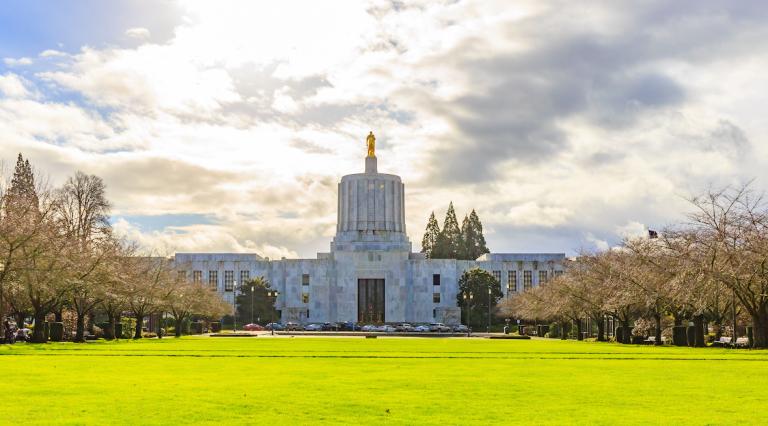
173, 135, 565, 325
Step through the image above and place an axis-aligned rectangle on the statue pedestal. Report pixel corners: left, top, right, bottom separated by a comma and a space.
365, 156, 377, 174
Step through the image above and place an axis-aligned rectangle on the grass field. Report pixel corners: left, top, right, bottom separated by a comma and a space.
1, 336, 767, 425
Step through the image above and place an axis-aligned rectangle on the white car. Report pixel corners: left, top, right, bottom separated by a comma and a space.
361, 324, 376, 332
304, 323, 323, 331
429, 323, 451, 332
413, 325, 430, 332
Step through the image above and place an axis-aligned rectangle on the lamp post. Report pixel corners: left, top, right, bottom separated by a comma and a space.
250, 285, 255, 325
463, 292, 473, 337
487, 285, 492, 333
267, 290, 280, 336
232, 280, 238, 333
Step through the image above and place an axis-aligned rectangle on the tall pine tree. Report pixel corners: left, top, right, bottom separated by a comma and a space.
459, 214, 474, 260
434, 202, 461, 259
467, 209, 489, 260
3, 153, 39, 219
420, 211, 441, 258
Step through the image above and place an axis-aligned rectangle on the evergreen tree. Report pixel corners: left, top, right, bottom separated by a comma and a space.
235, 276, 278, 325
456, 268, 503, 330
434, 202, 461, 259
467, 209, 490, 260
459, 214, 474, 260
420, 211, 441, 258
4, 154, 39, 215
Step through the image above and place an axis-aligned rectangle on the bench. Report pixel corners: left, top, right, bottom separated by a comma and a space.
643, 336, 666, 345
734, 337, 750, 348
712, 336, 732, 347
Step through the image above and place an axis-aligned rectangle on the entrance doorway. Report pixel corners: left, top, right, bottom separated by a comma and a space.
358, 279, 385, 323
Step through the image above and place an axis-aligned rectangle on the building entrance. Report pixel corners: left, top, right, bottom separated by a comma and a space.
358, 279, 385, 323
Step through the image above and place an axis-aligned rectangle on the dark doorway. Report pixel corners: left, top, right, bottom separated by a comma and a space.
358, 279, 385, 323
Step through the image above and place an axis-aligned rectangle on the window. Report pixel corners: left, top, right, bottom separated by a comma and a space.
302, 293, 310, 304
177, 270, 187, 282
224, 270, 234, 291
523, 271, 532, 291
302, 274, 310, 286
538, 270, 548, 285
492, 270, 501, 283
433, 292, 441, 303
193, 271, 202, 284
433, 274, 440, 286
554, 270, 564, 277
508, 271, 517, 293
208, 271, 218, 290
240, 270, 250, 285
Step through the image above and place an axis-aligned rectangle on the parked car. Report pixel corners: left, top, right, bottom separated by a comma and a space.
429, 323, 451, 332
361, 324, 376, 332
243, 323, 263, 331
394, 323, 413, 332
374, 324, 396, 332
265, 322, 284, 331
337, 321, 358, 331
321, 322, 337, 331
452, 324, 469, 333
413, 325, 430, 332
285, 322, 301, 331
304, 323, 323, 331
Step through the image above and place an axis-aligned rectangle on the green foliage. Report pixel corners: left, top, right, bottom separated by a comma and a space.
3, 153, 39, 214
235, 276, 278, 324
425, 204, 489, 260
456, 268, 503, 329
433, 202, 461, 259
420, 212, 440, 259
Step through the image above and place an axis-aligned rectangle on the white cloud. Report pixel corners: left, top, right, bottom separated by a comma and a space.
3, 57, 33, 66
39, 49, 66, 58
125, 27, 151, 40
0, 73, 30, 98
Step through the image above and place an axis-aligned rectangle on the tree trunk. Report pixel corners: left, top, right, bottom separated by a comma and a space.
87, 312, 95, 335
751, 310, 768, 349
654, 313, 662, 346
74, 312, 86, 343
175, 318, 183, 338
576, 319, 584, 341
621, 319, 631, 344
104, 314, 116, 340
595, 317, 606, 342
560, 321, 568, 340
54, 309, 63, 322
31, 310, 47, 343
14, 311, 25, 329
692, 314, 706, 347
714, 320, 723, 340
134, 315, 143, 339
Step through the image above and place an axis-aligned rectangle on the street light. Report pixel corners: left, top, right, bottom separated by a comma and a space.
487, 285, 492, 333
267, 290, 280, 336
250, 285, 255, 325
463, 291, 473, 337
232, 280, 238, 333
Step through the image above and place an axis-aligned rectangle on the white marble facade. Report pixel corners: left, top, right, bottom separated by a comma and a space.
173, 155, 565, 325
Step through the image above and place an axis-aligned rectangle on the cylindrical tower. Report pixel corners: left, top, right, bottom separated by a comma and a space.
331, 136, 410, 252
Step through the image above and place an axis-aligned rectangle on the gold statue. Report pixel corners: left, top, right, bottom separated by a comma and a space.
366, 131, 376, 157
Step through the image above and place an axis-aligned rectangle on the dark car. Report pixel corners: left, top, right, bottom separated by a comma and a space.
265, 322, 284, 331
321, 322, 337, 331
337, 321, 358, 331
285, 322, 301, 331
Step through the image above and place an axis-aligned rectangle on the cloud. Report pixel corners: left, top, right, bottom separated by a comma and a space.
0, 73, 31, 98
3, 57, 33, 66
125, 27, 151, 39
4, 0, 768, 259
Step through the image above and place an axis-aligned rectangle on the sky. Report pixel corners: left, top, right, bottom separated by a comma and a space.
1, 0, 767, 259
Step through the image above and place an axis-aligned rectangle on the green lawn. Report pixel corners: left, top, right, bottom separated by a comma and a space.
1, 336, 767, 425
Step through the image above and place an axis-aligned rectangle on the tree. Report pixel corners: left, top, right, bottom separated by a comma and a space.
456, 268, 503, 329
235, 276, 278, 325
434, 202, 461, 259
164, 276, 228, 338
125, 257, 168, 339
420, 212, 441, 259
459, 209, 490, 260
54, 171, 113, 342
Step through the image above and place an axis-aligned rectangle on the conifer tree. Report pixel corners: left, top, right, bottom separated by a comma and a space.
434, 202, 461, 259
4, 154, 39, 215
420, 211, 441, 258
468, 209, 490, 260
459, 214, 473, 260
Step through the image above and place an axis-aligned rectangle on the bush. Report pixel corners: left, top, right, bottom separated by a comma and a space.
142, 332, 157, 338
191, 322, 203, 334
211, 322, 222, 333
